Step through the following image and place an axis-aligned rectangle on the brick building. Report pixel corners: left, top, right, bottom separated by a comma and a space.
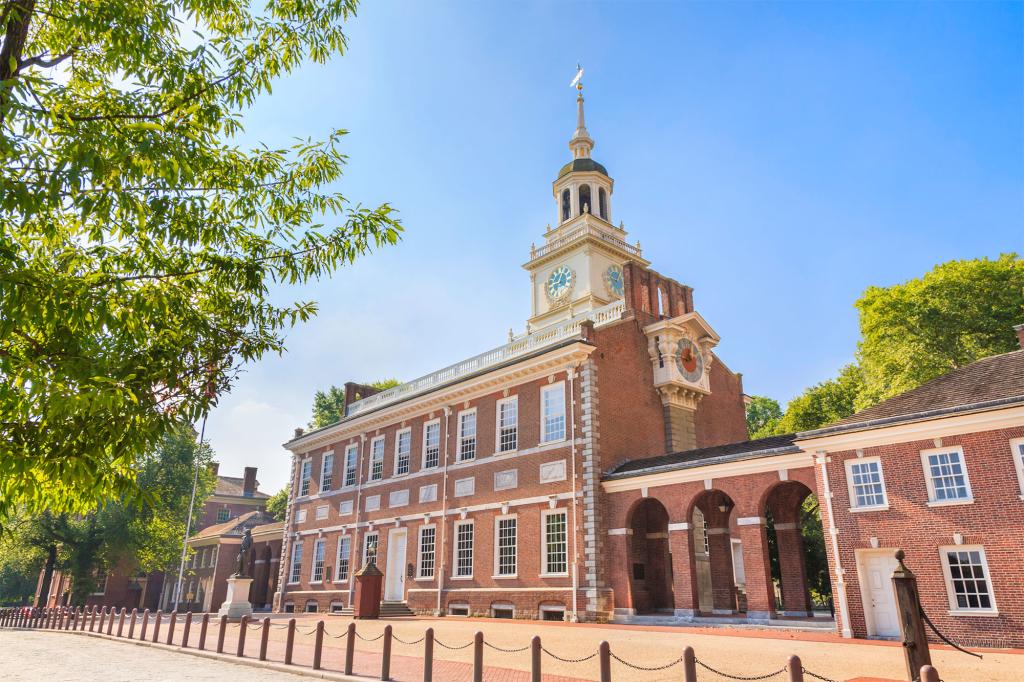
276, 83, 1024, 648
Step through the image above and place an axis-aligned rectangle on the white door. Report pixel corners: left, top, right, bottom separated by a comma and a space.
384, 528, 407, 601
731, 539, 746, 588
856, 550, 900, 637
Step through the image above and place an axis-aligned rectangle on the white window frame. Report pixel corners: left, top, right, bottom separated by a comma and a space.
343, 444, 359, 488
939, 545, 998, 615
453, 520, 474, 579
315, 504, 329, 520
920, 446, 974, 506
844, 456, 889, 511
339, 499, 354, 516
457, 409, 477, 462
416, 525, 437, 580
299, 459, 313, 497
422, 419, 441, 469
389, 489, 410, 508
362, 532, 379, 567
540, 382, 567, 443
495, 396, 518, 454
394, 428, 412, 476
335, 535, 352, 583
541, 509, 569, 577
320, 452, 334, 492
1011, 437, 1024, 500
310, 538, 326, 583
419, 484, 438, 503
493, 515, 518, 578
295, 508, 307, 523
364, 495, 380, 512
369, 436, 385, 481
288, 541, 303, 585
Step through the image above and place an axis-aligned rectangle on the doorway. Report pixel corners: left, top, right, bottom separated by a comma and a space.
855, 549, 900, 637
385, 528, 408, 601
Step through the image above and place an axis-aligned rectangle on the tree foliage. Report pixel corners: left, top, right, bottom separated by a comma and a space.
309, 379, 400, 428
775, 363, 865, 433
855, 253, 1024, 407
0, 0, 402, 525
745, 395, 783, 439
265, 486, 288, 522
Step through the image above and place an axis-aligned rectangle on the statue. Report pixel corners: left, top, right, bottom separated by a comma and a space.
234, 527, 253, 577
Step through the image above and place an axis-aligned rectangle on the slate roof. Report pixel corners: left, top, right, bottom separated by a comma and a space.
605, 434, 799, 480
801, 349, 1024, 437
214, 475, 270, 499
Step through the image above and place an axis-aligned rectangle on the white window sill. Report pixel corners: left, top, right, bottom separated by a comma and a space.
494, 449, 519, 458
389, 504, 408, 509
948, 609, 999, 617
540, 572, 569, 579
927, 497, 974, 508
331, 579, 349, 585
539, 437, 568, 448
451, 575, 474, 581
287, 581, 301, 586
493, 574, 518, 580
310, 580, 323, 585
415, 576, 435, 582
849, 504, 889, 513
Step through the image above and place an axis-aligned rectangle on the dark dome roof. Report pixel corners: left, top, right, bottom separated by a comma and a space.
557, 158, 608, 179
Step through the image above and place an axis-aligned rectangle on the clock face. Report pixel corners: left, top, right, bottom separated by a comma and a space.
546, 265, 575, 303
675, 338, 705, 383
604, 265, 624, 298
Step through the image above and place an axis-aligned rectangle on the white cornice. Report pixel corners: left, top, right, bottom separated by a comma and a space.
600, 451, 815, 494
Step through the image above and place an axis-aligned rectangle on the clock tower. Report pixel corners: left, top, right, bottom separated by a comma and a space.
524, 79, 649, 330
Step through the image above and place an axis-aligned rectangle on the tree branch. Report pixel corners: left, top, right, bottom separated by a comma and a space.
18, 47, 74, 70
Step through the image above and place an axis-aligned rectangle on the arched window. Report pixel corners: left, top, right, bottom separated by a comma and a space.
561, 189, 570, 222
598, 187, 608, 220
578, 185, 591, 215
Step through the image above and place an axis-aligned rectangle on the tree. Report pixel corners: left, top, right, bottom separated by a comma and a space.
776, 364, 864, 433
745, 395, 783, 439
309, 379, 401, 429
0, 0, 402, 526
855, 253, 1024, 407
265, 487, 288, 522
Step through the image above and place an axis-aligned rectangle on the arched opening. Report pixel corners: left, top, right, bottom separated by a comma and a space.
763, 481, 832, 618
561, 189, 571, 222
690, 490, 740, 614
598, 187, 608, 220
578, 184, 592, 215
627, 498, 673, 613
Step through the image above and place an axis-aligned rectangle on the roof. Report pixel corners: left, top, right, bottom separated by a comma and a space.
605, 434, 799, 480
557, 158, 608, 179
189, 510, 277, 541
251, 521, 284, 538
802, 349, 1024, 438
214, 475, 270, 499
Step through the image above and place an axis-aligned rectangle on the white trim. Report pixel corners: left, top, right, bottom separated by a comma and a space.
362, 531, 379, 568
736, 516, 765, 526
393, 427, 413, 477
667, 522, 690, 531
416, 524, 437, 580
369, 436, 386, 481
607, 527, 633, 536
320, 452, 335, 493
334, 534, 352, 583
540, 381, 568, 444
493, 514, 518, 578
540, 508, 570, 577
602, 451, 815, 493
310, 538, 326, 583
495, 395, 519, 455
453, 519, 475, 579
457, 408, 478, 462
938, 545, 998, 615
920, 445, 974, 504
1010, 437, 1024, 497
844, 456, 889, 511
421, 419, 442, 470
342, 444, 359, 488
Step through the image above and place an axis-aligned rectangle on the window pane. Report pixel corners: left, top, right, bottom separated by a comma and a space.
337, 537, 351, 581
289, 543, 303, 583
321, 454, 334, 492
545, 512, 568, 574
497, 518, 517, 576
364, 533, 379, 566
371, 439, 385, 480
300, 460, 312, 496
945, 549, 993, 611
459, 413, 477, 461
850, 460, 886, 507
542, 385, 566, 442
928, 452, 970, 501
418, 527, 436, 579
396, 431, 411, 475
344, 447, 358, 487
455, 522, 474, 577
498, 400, 518, 452
424, 423, 440, 468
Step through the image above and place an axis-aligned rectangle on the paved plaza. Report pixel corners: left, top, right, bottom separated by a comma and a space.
3, 614, 1023, 681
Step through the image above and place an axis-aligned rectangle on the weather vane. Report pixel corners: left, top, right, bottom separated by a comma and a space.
570, 63, 584, 91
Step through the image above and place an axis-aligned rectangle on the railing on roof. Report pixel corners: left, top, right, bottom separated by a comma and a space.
344, 299, 626, 419
530, 222, 640, 261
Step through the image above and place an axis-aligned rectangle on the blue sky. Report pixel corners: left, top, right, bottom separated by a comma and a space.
205, 1, 1023, 493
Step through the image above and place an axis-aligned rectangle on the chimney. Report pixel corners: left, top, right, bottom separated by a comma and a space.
243, 467, 257, 497
1015, 323, 1024, 350
209, 462, 219, 476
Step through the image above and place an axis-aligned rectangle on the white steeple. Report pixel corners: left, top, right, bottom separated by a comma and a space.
569, 81, 594, 160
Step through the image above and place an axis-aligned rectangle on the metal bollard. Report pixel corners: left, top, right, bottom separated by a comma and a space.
181, 611, 192, 648
312, 620, 325, 670
599, 641, 611, 682
151, 609, 163, 643
166, 610, 177, 645
472, 631, 484, 682
284, 618, 297, 665
344, 622, 357, 674
216, 614, 227, 653
531, 635, 541, 682
236, 615, 249, 657
381, 624, 393, 681
128, 609, 138, 638
117, 608, 126, 638
683, 646, 697, 682
98, 606, 107, 633
788, 655, 803, 682
920, 665, 940, 682
259, 617, 270, 661
198, 613, 210, 650
423, 627, 434, 682
139, 609, 150, 640
88, 606, 97, 631
107, 607, 115, 635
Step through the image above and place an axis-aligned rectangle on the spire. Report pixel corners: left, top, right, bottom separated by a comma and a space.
569, 68, 594, 159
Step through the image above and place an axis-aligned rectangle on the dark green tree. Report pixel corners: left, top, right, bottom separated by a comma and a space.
265, 487, 289, 522
745, 395, 783, 439
309, 379, 401, 428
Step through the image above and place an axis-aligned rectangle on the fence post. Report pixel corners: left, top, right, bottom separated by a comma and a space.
167, 610, 177, 645
344, 622, 355, 674
139, 609, 150, 640
920, 665, 940, 682
788, 655, 803, 682
312, 620, 325, 670
284, 618, 296, 665
892, 550, 932, 681
531, 635, 541, 682
683, 646, 697, 682
152, 609, 163, 643
236, 615, 249, 657
472, 631, 484, 682
98, 606, 107, 633
88, 605, 97, 631
216, 614, 227, 653
259, 617, 270, 661
128, 609, 138, 638
198, 613, 210, 651
116, 608, 125, 637
423, 627, 434, 682
599, 641, 611, 682
381, 624, 393, 681
181, 612, 192, 648
1, 608, 7, 626
107, 607, 115, 635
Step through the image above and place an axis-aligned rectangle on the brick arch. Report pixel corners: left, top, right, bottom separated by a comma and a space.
625, 497, 673, 613
762, 480, 819, 616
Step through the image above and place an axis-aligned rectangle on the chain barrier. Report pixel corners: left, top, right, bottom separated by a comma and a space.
483, 641, 530, 653
609, 650, 685, 672
392, 633, 426, 645
802, 667, 839, 682
696, 658, 786, 680
328, 629, 349, 639
541, 646, 599, 664
354, 630, 386, 642
246, 621, 263, 630
434, 638, 474, 650
271, 623, 291, 630
919, 606, 982, 659
298, 626, 319, 636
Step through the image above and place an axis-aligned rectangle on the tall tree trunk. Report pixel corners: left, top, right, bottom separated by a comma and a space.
0, 0, 36, 125
36, 544, 56, 607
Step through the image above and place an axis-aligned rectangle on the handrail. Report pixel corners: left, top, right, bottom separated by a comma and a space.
531, 222, 640, 261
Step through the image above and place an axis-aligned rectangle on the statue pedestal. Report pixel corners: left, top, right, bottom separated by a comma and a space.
217, 576, 254, 619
